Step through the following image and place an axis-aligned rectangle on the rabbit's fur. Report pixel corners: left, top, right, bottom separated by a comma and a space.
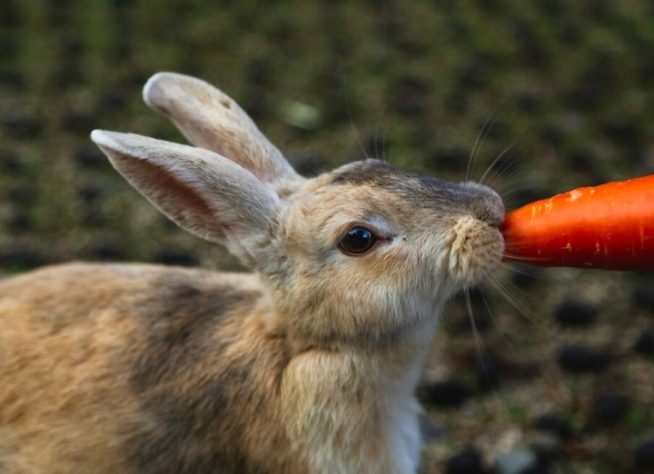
0, 73, 504, 474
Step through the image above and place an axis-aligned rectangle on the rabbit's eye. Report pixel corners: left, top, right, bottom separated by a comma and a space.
339, 226, 378, 255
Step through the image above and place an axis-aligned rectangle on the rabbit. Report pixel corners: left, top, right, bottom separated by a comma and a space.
0, 72, 504, 474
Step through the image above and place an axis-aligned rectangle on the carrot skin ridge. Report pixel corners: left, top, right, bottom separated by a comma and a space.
501, 174, 654, 270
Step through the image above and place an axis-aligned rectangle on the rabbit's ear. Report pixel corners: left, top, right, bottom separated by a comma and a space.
143, 72, 300, 188
91, 130, 279, 267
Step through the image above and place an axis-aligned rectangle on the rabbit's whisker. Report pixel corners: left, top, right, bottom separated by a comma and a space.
487, 275, 536, 324
463, 288, 492, 385
466, 111, 497, 182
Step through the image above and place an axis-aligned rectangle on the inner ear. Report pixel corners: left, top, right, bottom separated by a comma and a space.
112, 154, 226, 241
92, 130, 282, 264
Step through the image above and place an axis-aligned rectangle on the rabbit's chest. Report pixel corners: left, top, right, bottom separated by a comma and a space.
380, 359, 425, 474
382, 393, 422, 474
281, 348, 430, 474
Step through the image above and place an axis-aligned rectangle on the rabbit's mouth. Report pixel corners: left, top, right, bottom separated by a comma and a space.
446, 215, 504, 288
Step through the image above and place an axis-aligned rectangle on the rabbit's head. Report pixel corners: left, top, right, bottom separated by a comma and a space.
92, 73, 504, 350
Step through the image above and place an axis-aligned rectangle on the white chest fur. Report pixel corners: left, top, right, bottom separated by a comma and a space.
382, 376, 423, 473
282, 319, 437, 474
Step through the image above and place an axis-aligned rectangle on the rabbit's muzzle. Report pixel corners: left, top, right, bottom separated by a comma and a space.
446, 214, 504, 286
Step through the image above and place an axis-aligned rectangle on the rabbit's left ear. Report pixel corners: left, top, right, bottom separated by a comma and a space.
143, 72, 301, 190
91, 130, 279, 268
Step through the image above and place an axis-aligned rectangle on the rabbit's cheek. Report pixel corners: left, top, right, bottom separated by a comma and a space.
446, 216, 504, 286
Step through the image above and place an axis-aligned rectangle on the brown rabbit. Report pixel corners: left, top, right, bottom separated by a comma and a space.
0, 72, 504, 474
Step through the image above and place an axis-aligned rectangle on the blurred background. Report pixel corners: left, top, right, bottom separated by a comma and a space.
1, 0, 654, 472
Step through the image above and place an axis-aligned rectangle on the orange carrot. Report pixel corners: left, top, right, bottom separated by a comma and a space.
502, 174, 654, 270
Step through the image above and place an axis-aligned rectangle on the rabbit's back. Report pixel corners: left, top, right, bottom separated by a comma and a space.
0, 263, 296, 473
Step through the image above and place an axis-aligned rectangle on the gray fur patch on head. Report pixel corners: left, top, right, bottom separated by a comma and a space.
329, 159, 398, 185
330, 159, 462, 197
329, 159, 504, 227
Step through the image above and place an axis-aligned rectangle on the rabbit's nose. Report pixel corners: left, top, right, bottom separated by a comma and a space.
462, 182, 505, 228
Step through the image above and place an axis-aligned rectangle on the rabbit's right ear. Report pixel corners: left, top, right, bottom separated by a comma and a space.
143, 72, 301, 190
91, 130, 280, 268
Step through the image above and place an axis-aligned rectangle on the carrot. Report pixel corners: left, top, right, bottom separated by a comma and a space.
502, 174, 654, 270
